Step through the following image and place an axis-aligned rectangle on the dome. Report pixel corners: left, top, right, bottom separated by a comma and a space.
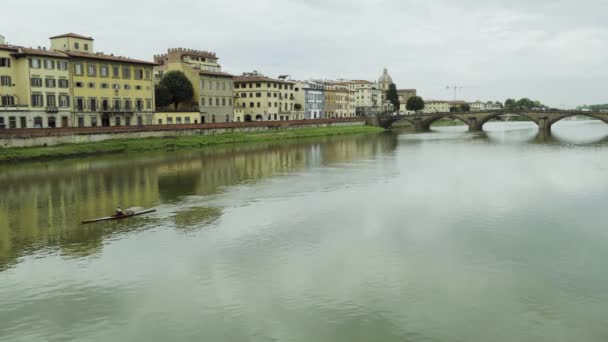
378, 68, 393, 84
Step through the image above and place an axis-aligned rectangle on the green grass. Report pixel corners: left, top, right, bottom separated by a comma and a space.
0, 125, 383, 162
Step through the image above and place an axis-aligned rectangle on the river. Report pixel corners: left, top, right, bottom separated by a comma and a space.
1, 121, 608, 341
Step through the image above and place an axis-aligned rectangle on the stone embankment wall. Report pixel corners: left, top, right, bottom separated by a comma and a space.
0, 118, 365, 148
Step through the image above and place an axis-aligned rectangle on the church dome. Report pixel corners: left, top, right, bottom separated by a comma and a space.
378, 68, 393, 84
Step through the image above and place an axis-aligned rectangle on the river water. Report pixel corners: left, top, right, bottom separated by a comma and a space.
1, 121, 608, 341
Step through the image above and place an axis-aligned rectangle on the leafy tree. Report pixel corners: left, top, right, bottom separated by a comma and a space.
504, 98, 516, 109
406, 96, 425, 112
461, 103, 471, 112
385, 84, 400, 112
159, 71, 194, 110
450, 106, 459, 113
154, 84, 172, 109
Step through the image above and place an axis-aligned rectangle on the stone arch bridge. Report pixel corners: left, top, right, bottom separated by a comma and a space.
371, 110, 608, 133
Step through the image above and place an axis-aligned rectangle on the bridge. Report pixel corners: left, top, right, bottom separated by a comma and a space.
371, 110, 608, 133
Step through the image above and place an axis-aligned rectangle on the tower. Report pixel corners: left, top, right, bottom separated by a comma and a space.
378, 67, 393, 92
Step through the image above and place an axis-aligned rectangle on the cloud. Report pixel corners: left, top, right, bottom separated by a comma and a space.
1, 0, 606, 107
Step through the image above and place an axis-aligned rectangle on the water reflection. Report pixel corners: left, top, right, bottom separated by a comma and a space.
0, 133, 397, 271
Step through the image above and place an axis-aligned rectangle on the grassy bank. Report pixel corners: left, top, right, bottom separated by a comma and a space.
0, 125, 383, 162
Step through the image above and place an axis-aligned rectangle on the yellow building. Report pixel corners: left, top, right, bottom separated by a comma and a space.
423, 100, 451, 113
324, 83, 355, 118
233, 72, 297, 122
0, 33, 156, 128
153, 48, 234, 124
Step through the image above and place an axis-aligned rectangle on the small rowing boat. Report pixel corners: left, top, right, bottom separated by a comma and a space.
82, 208, 156, 224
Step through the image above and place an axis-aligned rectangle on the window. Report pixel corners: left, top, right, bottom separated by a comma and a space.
57, 61, 68, 70
134, 69, 143, 80
84, 43, 89, 51
30, 58, 41, 69
31, 94, 43, 107
101, 83, 109, 89
229, 99, 232, 106
74, 63, 83, 75
125, 116, 131, 126
136, 99, 143, 111
222, 82, 226, 90
0, 76, 11, 86
124, 84, 131, 90
20, 117, 26, 128
59, 95, 70, 108
113, 66, 120, 78
100, 65, 109, 77
0, 58, 10, 67
1, 95, 15, 106
176, 117, 182, 124
256, 83, 261, 88
0, 117, 4, 128
101, 99, 109, 111
75, 82, 84, 88
91, 116, 98, 127
114, 116, 121, 126
135, 85, 142, 90
88, 82, 95, 88
89, 98, 97, 111
113, 84, 120, 90
74, 42, 80, 49
216, 98, 220, 106
76, 98, 85, 111
31, 77, 43, 87
124, 99, 132, 110
58, 79, 69, 88
158, 119, 163, 124
185, 117, 191, 124
122, 66, 131, 79
145, 70, 151, 80
46, 94, 56, 107
146, 99, 152, 110
88, 64, 96, 76
249, 102, 254, 108
44, 59, 55, 69
256, 93, 262, 98
226, 115, 229, 122
211, 115, 216, 123
167, 117, 173, 124
222, 98, 226, 106
113, 99, 121, 110
10, 117, 17, 128
216, 82, 220, 90
45, 78, 56, 88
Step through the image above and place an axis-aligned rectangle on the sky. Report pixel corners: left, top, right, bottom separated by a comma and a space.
2, 0, 607, 108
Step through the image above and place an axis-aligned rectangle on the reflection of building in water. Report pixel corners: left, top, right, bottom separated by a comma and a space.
0, 132, 397, 270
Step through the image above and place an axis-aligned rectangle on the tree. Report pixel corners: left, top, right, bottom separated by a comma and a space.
159, 71, 194, 110
461, 103, 471, 112
154, 84, 172, 109
406, 96, 425, 112
504, 98, 516, 109
385, 84, 400, 113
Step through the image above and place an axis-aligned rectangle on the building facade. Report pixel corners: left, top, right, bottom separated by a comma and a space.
154, 48, 234, 123
335, 80, 382, 116
1, 33, 156, 128
294, 81, 324, 119
423, 100, 451, 113
233, 72, 296, 122
398, 89, 417, 113
324, 83, 355, 118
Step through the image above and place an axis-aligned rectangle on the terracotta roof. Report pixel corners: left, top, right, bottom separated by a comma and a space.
0, 44, 20, 52
234, 75, 293, 84
63, 51, 157, 65
11, 47, 69, 58
199, 70, 234, 77
49, 33, 94, 40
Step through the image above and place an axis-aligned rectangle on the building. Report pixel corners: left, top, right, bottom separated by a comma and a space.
294, 81, 324, 119
398, 89, 417, 113
378, 68, 393, 93
423, 100, 451, 113
0, 33, 156, 128
470, 101, 486, 111
324, 83, 355, 118
233, 72, 296, 122
335, 80, 382, 116
153, 48, 234, 124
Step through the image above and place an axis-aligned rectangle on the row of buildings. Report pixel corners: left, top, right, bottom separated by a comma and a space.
0, 33, 418, 129
421, 100, 503, 113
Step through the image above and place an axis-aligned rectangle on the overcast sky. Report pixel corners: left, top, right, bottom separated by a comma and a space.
2, 0, 607, 107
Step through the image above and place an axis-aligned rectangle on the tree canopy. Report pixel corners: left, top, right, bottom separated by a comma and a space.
504, 98, 547, 110
158, 71, 194, 110
154, 83, 172, 109
386, 84, 400, 112
406, 96, 425, 112
450, 103, 471, 112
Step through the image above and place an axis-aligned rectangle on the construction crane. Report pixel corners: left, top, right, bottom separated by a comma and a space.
445, 85, 477, 100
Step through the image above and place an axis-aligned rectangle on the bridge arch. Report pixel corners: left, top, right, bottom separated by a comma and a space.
422, 115, 469, 129
474, 111, 540, 130
548, 113, 608, 127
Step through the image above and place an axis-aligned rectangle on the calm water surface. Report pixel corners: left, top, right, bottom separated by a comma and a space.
1, 121, 608, 341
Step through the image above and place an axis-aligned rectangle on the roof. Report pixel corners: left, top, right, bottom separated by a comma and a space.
49, 33, 94, 40
199, 70, 234, 78
234, 75, 294, 84
398, 89, 416, 92
0, 44, 20, 52
334, 80, 373, 85
63, 50, 156, 65
11, 47, 70, 58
